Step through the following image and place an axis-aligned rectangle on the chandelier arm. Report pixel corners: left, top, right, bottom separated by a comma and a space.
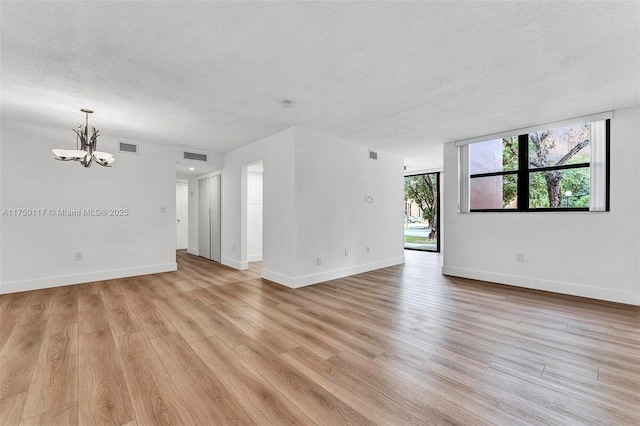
81, 153, 93, 168
74, 129, 81, 151
93, 156, 113, 167
89, 128, 98, 154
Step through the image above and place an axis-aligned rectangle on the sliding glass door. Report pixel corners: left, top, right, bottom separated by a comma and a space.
404, 172, 440, 252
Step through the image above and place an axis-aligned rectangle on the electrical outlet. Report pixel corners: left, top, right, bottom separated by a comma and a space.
366, 246, 370, 253
516, 254, 525, 263
345, 248, 349, 256
74, 251, 83, 261
317, 257, 322, 265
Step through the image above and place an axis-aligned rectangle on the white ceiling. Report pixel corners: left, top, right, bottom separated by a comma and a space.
2, 1, 638, 167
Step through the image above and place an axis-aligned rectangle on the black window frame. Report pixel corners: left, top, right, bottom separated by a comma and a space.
469, 119, 610, 212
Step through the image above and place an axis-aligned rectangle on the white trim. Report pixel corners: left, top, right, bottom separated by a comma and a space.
455, 111, 614, 147
442, 266, 639, 306
261, 268, 296, 288
197, 169, 222, 180
247, 254, 262, 262
590, 119, 607, 211
263, 257, 406, 289
221, 257, 248, 270
0, 263, 177, 295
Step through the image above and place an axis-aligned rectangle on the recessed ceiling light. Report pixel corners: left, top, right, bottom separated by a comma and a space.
189, 167, 195, 171
281, 99, 294, 108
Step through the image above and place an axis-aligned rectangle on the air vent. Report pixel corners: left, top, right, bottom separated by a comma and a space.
369, 150, 378, 160
183, 151, 208, 162
119, 142, 139, 154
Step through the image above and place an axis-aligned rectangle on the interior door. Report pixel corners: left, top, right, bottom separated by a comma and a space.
176, 183, 189, 249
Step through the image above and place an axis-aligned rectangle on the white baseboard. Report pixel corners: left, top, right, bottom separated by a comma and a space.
221, 257, 248, 270
442, 266, 640, 306
247, 254, 262, 262
262, 256, 406, 289
0, 263, 178, 295
187, 248, 199, 256
261, 268, 296, 287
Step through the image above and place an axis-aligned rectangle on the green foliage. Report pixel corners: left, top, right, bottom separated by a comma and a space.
404, 173, 439, 240
529, 172, 550, 208
404, 174, 437, 222
501, 137, 518, 207
561, 166, 590, 207
500, 125, 591, 208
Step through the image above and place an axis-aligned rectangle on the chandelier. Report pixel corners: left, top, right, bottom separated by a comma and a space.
52, 109, 115, 167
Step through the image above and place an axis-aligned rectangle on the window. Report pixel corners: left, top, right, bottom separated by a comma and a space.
404, 172, 440, 252
459, 114, 610, 212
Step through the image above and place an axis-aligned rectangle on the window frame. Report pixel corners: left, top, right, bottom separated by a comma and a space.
468, 119, 610, 212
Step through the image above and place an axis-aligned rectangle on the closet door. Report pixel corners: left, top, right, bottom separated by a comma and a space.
210, 175, 221, 263
198, 175, 221, 262
198, 177, 211, 259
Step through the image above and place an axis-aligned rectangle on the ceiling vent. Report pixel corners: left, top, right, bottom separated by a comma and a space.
369, 150, 378, 160
183, 151, 208, 162
119, 142, 139, 154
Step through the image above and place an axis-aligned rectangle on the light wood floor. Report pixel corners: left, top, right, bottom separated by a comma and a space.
1, 250, 638, 425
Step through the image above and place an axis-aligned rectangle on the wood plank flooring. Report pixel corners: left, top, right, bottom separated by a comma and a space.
1, 250, 638, 425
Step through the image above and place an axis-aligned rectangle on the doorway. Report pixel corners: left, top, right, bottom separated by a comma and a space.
404, 172, 440, 252
246, 162, 263, 264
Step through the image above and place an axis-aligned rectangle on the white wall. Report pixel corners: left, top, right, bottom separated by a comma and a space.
221, 127, 296, 276
404, 143, 444, 175
442, 107, 640, 305
0, 119, 178, 293
292, 128, 405, 286
219, 126, 404, 288
246, 170, 263, 262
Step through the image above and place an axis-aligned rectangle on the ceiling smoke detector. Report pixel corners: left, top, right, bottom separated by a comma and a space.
281, 99, 294, 108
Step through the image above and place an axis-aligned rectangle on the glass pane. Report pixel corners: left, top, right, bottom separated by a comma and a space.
470, 174, 517, 209
529, 123, 590, 169
529, 168, 590, 208
469, 136, 518, 174
404, 173, 439, 251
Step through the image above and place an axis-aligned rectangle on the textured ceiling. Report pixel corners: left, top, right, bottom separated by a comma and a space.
2, 1, 639, 166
